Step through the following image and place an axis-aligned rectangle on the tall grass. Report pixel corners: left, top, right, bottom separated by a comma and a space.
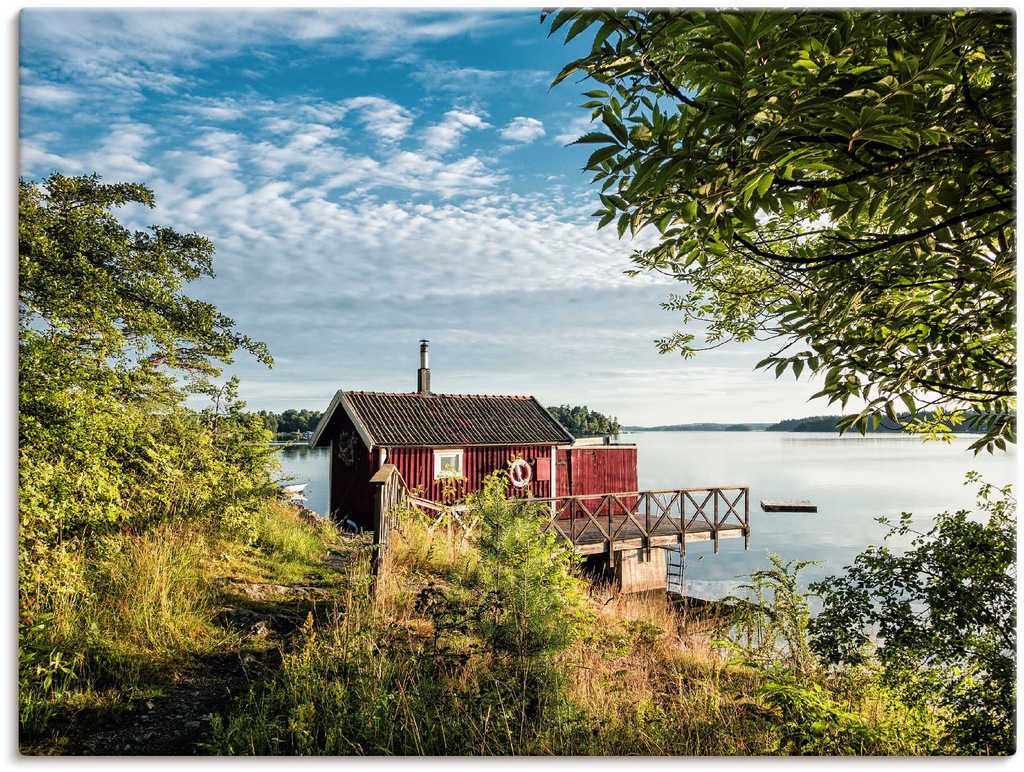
21, 476, 938, 755
207, 526, 772, 755
207, 490, 940, 757
19, 501, 339, 749
20, 526, 222, 745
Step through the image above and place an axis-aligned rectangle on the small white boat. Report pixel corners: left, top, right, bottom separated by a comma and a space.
279, 482, 308, 496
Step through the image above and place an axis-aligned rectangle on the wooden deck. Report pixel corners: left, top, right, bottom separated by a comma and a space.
530, 488, 750, 556
369, 466, 751, 582
548, 515, 746, 554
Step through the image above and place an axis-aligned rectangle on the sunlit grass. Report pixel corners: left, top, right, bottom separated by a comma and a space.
22, 494, 943, 756
208, 510, 939, 756
19, 499, 345, 751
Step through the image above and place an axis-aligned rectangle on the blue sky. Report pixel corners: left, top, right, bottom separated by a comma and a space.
16, 3, 829, 426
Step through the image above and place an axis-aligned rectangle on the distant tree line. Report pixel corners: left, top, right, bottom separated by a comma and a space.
257, 409, 322, 439
765, 412, 1005, 434
547, 405, 620, 437
628, 423, 760, 432
766, 416, 865, 433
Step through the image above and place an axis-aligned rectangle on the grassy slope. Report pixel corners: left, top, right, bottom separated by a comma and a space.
205, 514, 935, 756
19, 501, 349, 754
22, 500, 937, 756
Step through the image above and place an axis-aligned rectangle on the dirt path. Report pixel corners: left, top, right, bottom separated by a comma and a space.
37, 541, 355, 756
62, 650, 276, 756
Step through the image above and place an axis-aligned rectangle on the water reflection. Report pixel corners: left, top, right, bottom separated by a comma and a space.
274, 444, 331, 516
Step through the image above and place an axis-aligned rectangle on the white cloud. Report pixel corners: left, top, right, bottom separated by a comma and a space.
19, 139, 72, 177
77, 122, 160, 182
421, 109, 490, 155
499, 116, 545, 143
552, 114, 598, 145
342, 96, 414, 142
190, 103, 247, 122
408, 59, 549, 94
19, 83, 80, 108
410, 60, 507, 91
283, 8, 522, 58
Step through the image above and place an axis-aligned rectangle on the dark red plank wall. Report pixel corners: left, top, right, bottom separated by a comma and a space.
387, 444, 557, 501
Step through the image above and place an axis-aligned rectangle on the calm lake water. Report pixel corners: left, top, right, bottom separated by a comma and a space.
276, 432, 1016, 600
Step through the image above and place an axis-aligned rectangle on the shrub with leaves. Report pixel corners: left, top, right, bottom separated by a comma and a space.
463, 470, 590, 663
19, 173, 277, 746
721, 555, 819, 675
809, 474, 1016, 754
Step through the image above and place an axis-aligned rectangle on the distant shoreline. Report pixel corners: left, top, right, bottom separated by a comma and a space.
623, 412, 1001, 434
623, 423, 770, 433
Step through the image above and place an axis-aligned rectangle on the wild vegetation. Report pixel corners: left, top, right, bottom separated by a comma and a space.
18, 172, 282, 750
810, 474, 1017, 754
202, 470, 1015, 755
22, 453, 1013, 755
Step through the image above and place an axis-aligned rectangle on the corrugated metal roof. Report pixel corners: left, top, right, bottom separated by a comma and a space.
335, 391, 574, 447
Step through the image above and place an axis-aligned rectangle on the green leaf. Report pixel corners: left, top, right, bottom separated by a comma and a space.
570, 132, 620, 146
899, 393, 916, 415
586, 145, 624, 169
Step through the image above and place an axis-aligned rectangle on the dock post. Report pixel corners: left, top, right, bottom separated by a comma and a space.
570, 499, 576, 549
744, 487, 750, 549
369, 478, 386, 584
368, 464, 404, 591
644, 493, 651, 560
713, 490, 720, 554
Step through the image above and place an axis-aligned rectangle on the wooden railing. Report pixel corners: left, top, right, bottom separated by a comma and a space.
530, 487, 751, 555
369, 466, 749, 577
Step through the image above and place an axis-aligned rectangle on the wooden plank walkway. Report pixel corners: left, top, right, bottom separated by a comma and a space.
546, 514, 746, 555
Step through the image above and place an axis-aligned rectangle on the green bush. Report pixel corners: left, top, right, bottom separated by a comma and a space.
810, 475, 1016, 755
719, 555, 938, 755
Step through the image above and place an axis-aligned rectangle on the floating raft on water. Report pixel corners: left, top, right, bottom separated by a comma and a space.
760, 499, 817, 513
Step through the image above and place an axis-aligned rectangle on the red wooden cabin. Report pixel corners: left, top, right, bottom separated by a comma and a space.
309, 342, 638, 530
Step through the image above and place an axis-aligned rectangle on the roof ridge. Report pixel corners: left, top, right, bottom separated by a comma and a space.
342, 390, 535, 400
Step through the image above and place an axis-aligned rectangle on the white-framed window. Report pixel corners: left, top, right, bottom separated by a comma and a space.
433, 448, 465, 480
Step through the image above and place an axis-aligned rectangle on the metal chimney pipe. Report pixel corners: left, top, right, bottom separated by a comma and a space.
417, 340, 431, 394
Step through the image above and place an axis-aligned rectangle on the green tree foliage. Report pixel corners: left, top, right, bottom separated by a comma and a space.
701, 556, 935, 754
723, 555, 819, 676
19, 172, 276, 562
545, 9, 1015, 453
19, 172, 283, 742
420, 469, 589, 666
463, 470, 589, 662
257, 409, 322, 436
809, 475, 1016, 754
547, 404, 620, 437
414, 469, 589, 729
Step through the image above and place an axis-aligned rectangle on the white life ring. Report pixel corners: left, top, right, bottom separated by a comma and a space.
509, 458, 532, 489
